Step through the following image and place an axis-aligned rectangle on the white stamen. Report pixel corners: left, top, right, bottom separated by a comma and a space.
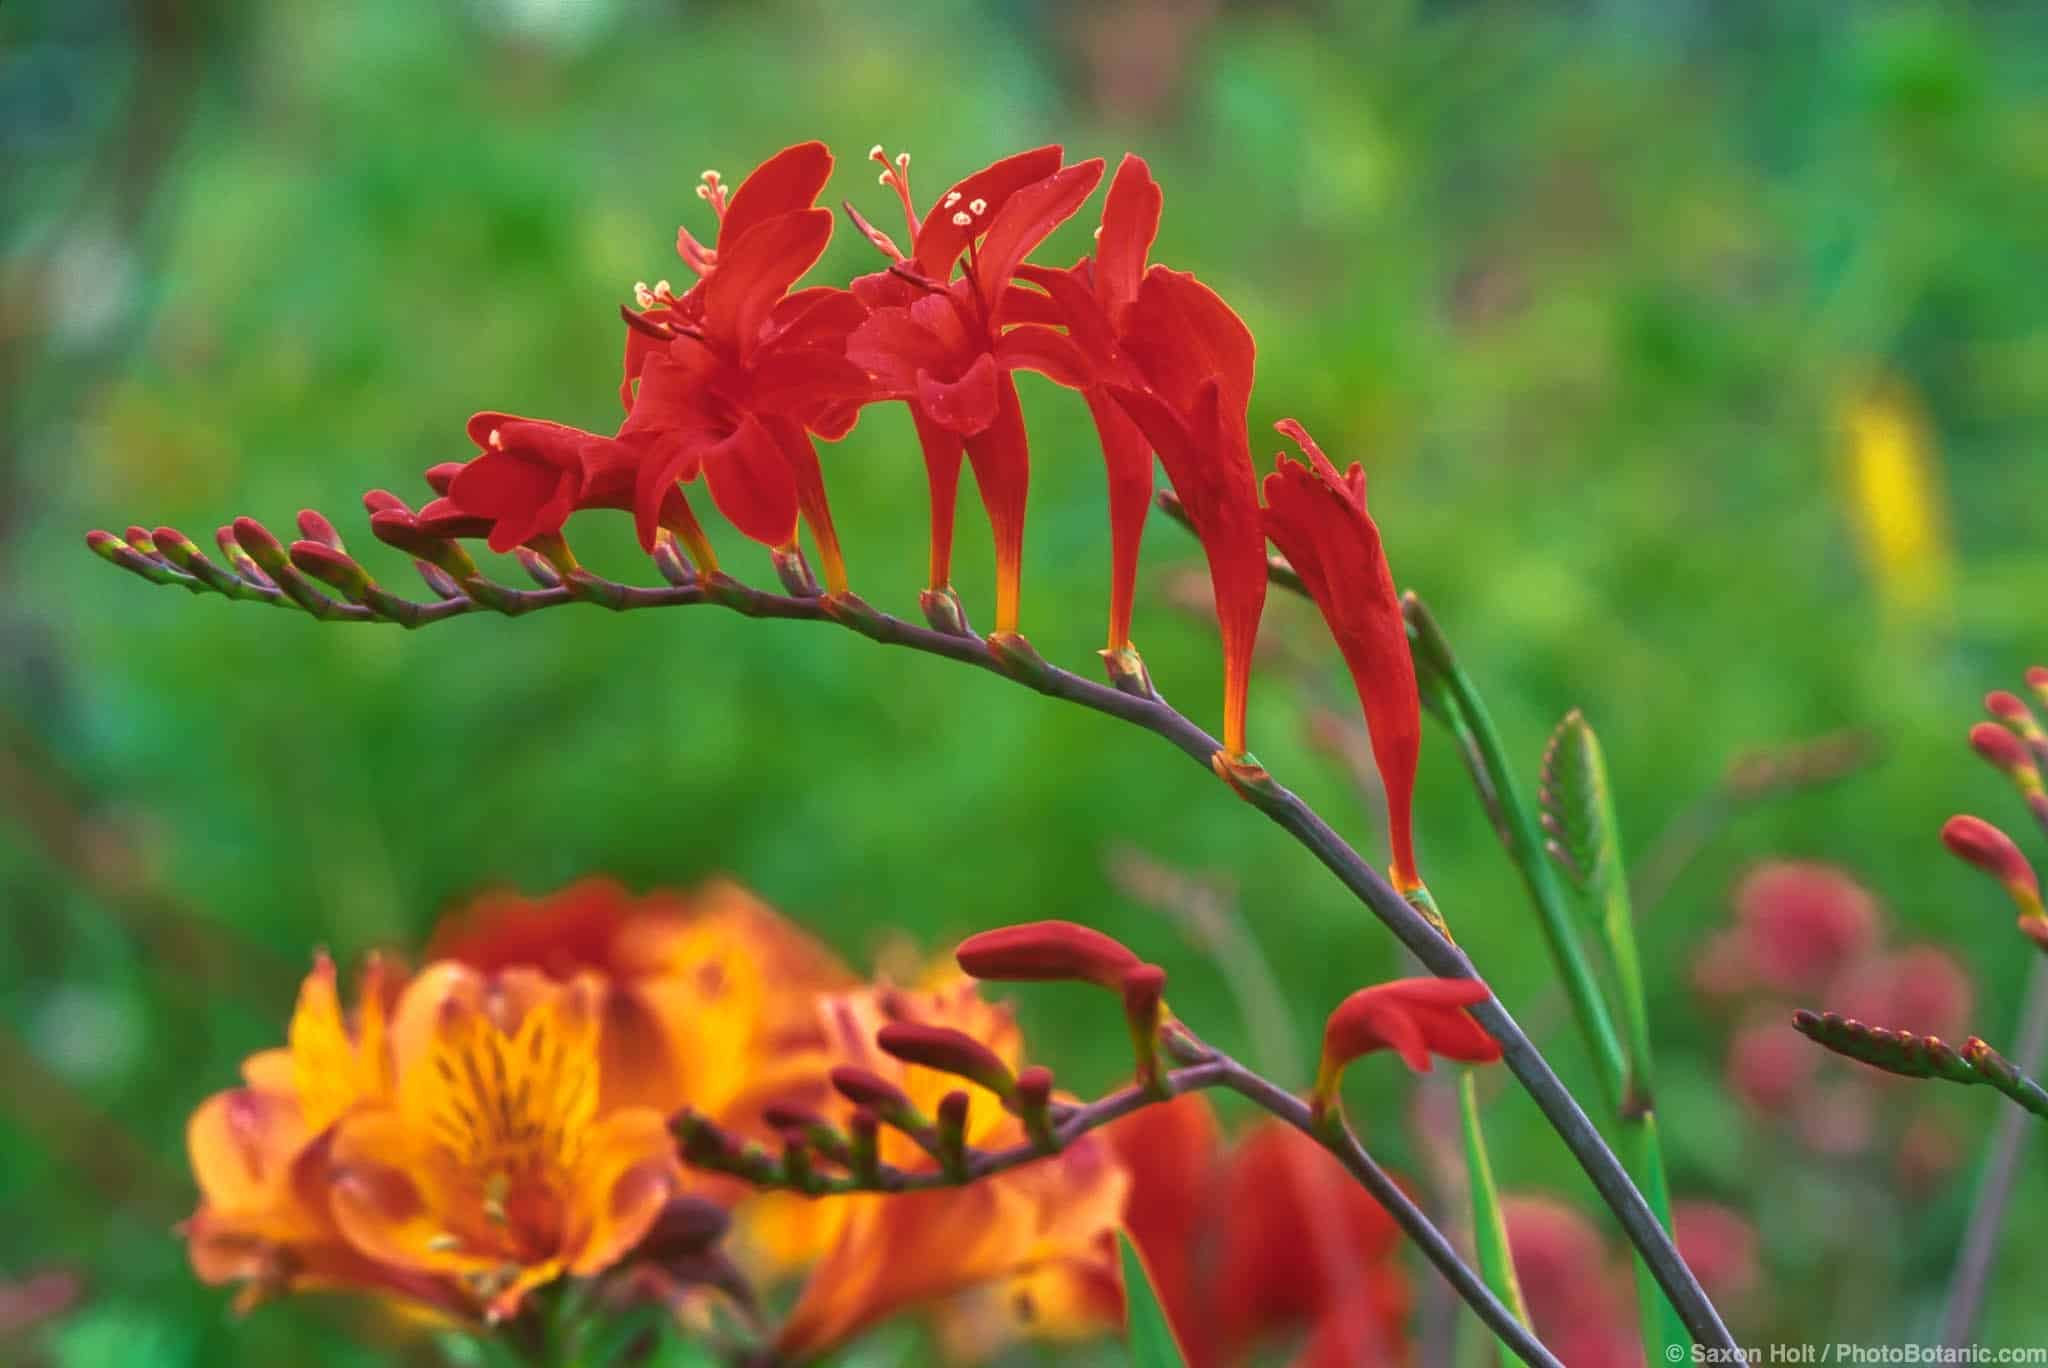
1092, 226, 1102, 240
633, 281, 655, 308
896, 152, 910, 170
487, 428, 505, 450
943, 191, 961, 208
700, 169, 721, 185
696, 185, 712, 201
868, 144, 885, 160
879, 171, 894, 186
968, 198, 987, 215
951, 211, 972, 227
653, 279, 671, 296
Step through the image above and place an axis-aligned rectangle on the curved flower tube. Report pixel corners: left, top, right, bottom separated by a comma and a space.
1260, 419, 1424, 892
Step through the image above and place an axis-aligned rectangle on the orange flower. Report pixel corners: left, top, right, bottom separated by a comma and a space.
183, 954, 468, 1316
760, 974, 1128, 1358
426, 877, 855, 1117
1260, 419, 1423, 891
326, 965, 679, 1322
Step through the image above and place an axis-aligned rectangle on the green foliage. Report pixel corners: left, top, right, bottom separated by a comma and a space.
7, 0, 2048, 1362
1117, 1232, 1187, 1368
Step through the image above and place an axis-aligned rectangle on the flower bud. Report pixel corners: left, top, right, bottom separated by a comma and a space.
829, 1066, 913, 1115
290, 542, 374, 603
934, 1089, 971, 1179
956, 920, 1142, 990
1121, 963, 1168, 1093
636, 1195, 731, 1262
424, 462, 464, 496
1970, 722, 2036, 778
2029, 666, 2048, 710
875, 1022, 1016, 1103
296, 509, 346, 552
1014, 1065, 1058, 1152
1941, 815, 2046, 929
847, 1108, 881, 1184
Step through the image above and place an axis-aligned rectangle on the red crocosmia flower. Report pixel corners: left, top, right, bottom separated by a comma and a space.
616, 142, 872, 588
1315, 978, 1498, 1113
847, 145, 1106, 633
1261, 419, 1423, 892
1004, 154, 1166, 651
1104, 1094, 1221, 1361
416, 414, 689, 555
1212, 1120, 1410, 1366
1106, 267, 1267, 756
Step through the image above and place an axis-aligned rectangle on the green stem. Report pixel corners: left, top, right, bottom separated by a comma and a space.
1459, 1070, 1533, 1338
1406, 595, 1630, 1111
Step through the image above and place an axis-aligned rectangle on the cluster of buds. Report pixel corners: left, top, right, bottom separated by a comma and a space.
1946, 671, 2048, 950
1787, 665, 2048, 1123
1790, 1011, 2048, 1119
674, 917, 1502, 1202
88, 138, 1438, 902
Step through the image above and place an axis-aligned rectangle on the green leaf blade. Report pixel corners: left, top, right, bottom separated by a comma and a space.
1119, 1229, 1189, 1368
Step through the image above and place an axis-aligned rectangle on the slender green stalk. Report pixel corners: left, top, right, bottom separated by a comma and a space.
1404, 595, 1630, 1110
1459, 1070, 1533, 1342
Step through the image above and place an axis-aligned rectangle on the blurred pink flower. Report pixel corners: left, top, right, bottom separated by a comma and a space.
1725, 1018, 1819, 1117
1830, 946, 1974, 1040
1673, 1201, 1759, 1303
1733, 862, 1881, 993
1503, 1196, 1635, 1367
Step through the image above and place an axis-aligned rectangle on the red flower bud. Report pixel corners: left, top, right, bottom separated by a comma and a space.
955, 920, 1142, 990
1121, 963, 1169, 1091
1970, 721, 2032, 774
1314, 979, 1499, 1117
828, 1066, 914, 1117
2029, 666, 2048, 707
875, 1022, 1016, 1101
1941, 815, 2044, 924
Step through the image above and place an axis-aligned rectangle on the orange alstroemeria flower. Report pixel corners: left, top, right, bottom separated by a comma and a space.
762, 974, 1128, 1359
1261, 418, 1424, 892
184, 954, 469, 1317
326, 965, 679, 1322
425, 877, 856, 1117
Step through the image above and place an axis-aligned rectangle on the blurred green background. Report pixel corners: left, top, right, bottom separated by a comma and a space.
6, 0, 2048, 1363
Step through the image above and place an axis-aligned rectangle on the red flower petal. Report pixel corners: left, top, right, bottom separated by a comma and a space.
701, 208, 833, 356
912, 145, 1065, 279
718, 140, 834, 250
1094, 155, 1162, 318
915, 350, 1001, 436
700, 414, 801, 549
971, 158, 1106, 312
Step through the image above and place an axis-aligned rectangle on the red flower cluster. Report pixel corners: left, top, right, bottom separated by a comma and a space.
383, 140, 1421, 880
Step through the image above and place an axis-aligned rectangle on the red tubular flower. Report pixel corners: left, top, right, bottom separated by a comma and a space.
954, 920, 1142, 990
1314, 978, 1498, 1117
416, 414, 685, 555
847, 146, 1106, 633
1106, 267, 1267, 755
1260, 420, 1422, 891
1004, 154, 1166, 651
612, 142, 872, 588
